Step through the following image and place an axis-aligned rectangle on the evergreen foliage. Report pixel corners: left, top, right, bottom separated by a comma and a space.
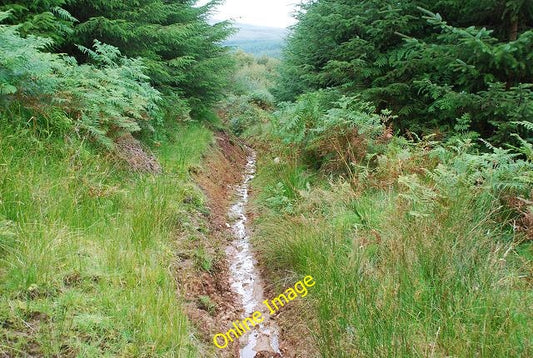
0, 0, 234, 117
1, 12, 161, 147
276, 0, 533, 145
63, 0, 234, 114
0, 0, 75, 43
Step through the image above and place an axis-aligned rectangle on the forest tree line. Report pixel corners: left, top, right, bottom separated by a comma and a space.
1, 0, 233, 147
276, 0, 533, 147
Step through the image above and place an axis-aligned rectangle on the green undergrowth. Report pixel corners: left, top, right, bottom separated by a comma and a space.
251, 137, 533, 357
0, 116, 213, 357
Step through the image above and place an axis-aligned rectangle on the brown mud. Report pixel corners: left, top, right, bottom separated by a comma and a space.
175, 132, 247, 357
226, 152, 281, 357
177, 132, 306, 357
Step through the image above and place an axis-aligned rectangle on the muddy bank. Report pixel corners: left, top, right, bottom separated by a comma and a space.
176, 132, 302, 357
175, 132, 247, 357
226, 152, 281, 357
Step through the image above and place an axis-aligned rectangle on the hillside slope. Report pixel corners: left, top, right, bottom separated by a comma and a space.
225, 23, 287, 58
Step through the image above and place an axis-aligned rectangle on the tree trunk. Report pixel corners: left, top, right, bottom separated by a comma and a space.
509, 19, 519, 41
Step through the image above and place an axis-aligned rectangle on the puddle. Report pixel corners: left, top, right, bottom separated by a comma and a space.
226, 151, 282, 358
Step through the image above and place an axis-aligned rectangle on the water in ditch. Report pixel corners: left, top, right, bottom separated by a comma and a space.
226, 151, 282, 358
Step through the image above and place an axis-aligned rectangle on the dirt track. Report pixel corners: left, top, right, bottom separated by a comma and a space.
175, 132, 247, 357
176, 132, 306, 358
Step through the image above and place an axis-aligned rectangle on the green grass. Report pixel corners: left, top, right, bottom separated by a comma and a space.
252, 151, 533, 357
0, 118, 213, 357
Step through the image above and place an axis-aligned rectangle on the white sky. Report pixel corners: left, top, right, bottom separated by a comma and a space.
197, 0, 298, 28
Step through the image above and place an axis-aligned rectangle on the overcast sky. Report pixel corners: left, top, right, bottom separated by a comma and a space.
197, 0, 298, 28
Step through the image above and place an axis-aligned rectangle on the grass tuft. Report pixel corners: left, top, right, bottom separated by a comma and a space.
252, 140, 533, 357
0, 118, 213, 357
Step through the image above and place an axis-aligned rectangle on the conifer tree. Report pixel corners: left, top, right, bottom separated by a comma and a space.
0, 0, 75, 43
63, 0, 234, 114
1, 0, 235, 117
276, 0, 533, 145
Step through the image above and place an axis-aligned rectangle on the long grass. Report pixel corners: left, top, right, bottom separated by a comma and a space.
252, 151, 533, 357
0, 117, 213, 357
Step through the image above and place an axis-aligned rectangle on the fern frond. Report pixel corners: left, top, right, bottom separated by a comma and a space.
513, 121, 533, 132
0, 10, 11, 22
51, 7, 78, 23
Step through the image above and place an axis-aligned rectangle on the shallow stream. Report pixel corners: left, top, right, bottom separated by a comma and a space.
226, 151, 282, 358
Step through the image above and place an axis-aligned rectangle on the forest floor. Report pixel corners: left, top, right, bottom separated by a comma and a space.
0, 122, 214, 357
0, 120, 314, 358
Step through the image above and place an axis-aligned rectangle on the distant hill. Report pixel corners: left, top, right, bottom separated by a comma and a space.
225, 23, 288, 58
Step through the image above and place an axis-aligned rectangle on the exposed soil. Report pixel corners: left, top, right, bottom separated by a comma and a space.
176, 132, 306, 357
226, 152, 282, 357
175, 132, 248, 357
